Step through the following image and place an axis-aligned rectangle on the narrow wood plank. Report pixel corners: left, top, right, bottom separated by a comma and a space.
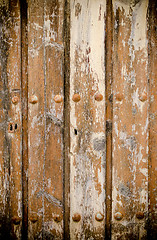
43, 0, 64, 238
0, 1, 22, 239
27, 0, 45, 238
70, 1, 106, 239
148, 0, 157, 238
20, 0, 28, 239
105, 0, 113, 239
112, 0, 149, 239
63, 0, 70, 238
0, 2, 11, 238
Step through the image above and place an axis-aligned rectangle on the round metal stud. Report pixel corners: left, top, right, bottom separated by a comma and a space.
54, 95, 63, 103
53, 214, 62, 223
12, 96, 19, 105
72, 94, 81, 102
139, 92, 147, 102
12, 216, 21, 225
114, 212, 123, 221
72, 213, 81, 222
95, 93, 103, 101
136, 211, 144, 219
95, 212, 104, 221
30, 214, 38, 223
115, 93, 123, 101
29, 95, 38, 104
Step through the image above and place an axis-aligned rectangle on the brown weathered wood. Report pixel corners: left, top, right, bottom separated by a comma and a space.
112, 0, 149, 239
148, 0, 157, 238
0, 1, 22, 239
105, 0, 113, 239
27, 0, 45, 238
43, 0, 64, 238
70, 1, 106, 239
63, 0, 70, 239
21, 0, 28, 239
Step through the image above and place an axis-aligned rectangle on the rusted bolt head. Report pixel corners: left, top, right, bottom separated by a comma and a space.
53, 214, 62, 223
139, 92, 147, 102
72, 94, 81, 102
12, 96, 19, 104
115, 93, 123, 101
30, 214, 38, 223
95, 212, 104, 221
114, 212, 123, 221
12, 216, 21, 225
29, 95, 38, 104
54, 95, 63, 103
72, 213, 81, 222
136, 211, 144, 219
95, 93, 103, 101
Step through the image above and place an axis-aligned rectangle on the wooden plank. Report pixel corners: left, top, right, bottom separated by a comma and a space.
27, 0, 45, 238
43, 0, 64, 238
0, 2, 11, 238
21, 0, 28, 239
112, 0, 149, 239
64, 0, 70, 238
105, 0, 113, 239
0, 1, 22, 239
148, 0, 157, 238
70, 1, 106, 239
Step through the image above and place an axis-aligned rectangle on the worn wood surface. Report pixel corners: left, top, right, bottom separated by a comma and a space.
44, 0, 64, 238
0, 1, 22, 239
112, 0, 149, 239
0, 0, 156, 239
70, 1, 106, 239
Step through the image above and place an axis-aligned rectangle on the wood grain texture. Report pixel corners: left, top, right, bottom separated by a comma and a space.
148, 0, 157, 238
27, 0, 45, 238
112, 0, 149, 239
43, 0, 64, 239
0, 1, 22, 239
70, 1, 106, 239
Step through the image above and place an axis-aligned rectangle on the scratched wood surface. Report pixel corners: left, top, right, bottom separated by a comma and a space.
27, 0, 45, 238
148, 0, 157, 238
112, 0, 149, 239
0, 0, 156, 239
44, 0, 64, 238
0, 1, 22, 239
70, 1, 106, 239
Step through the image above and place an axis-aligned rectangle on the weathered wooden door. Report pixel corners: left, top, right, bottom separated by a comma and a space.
0, 0, 156, 239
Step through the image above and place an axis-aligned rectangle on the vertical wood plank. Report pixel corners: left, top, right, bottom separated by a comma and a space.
112, 0, 149, 239
148, 0, 157, 238
64, 0, 70, 238
21, 0, 28, 239
43, 0, 64, 238
105, 0, 113, 239
0, 1, 22, 239
70, 1, 106, 239
27, 0, 45, 238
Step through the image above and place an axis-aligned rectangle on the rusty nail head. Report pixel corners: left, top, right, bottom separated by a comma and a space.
30, 214, 38, 223
72, 94, 81, 102
95, 212, 104, 221
139, 92, 147, 102
53, 214, 62, 223
136, 211, 144, 219
72, 213, 81, 222
114, 212, 123, 221
29, 95, 38, 104
12, 216, 21, 225
54, 95, 63, 103
95, 93, 103, 101
115, 93, 123, 101
12, 96, 19, 104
